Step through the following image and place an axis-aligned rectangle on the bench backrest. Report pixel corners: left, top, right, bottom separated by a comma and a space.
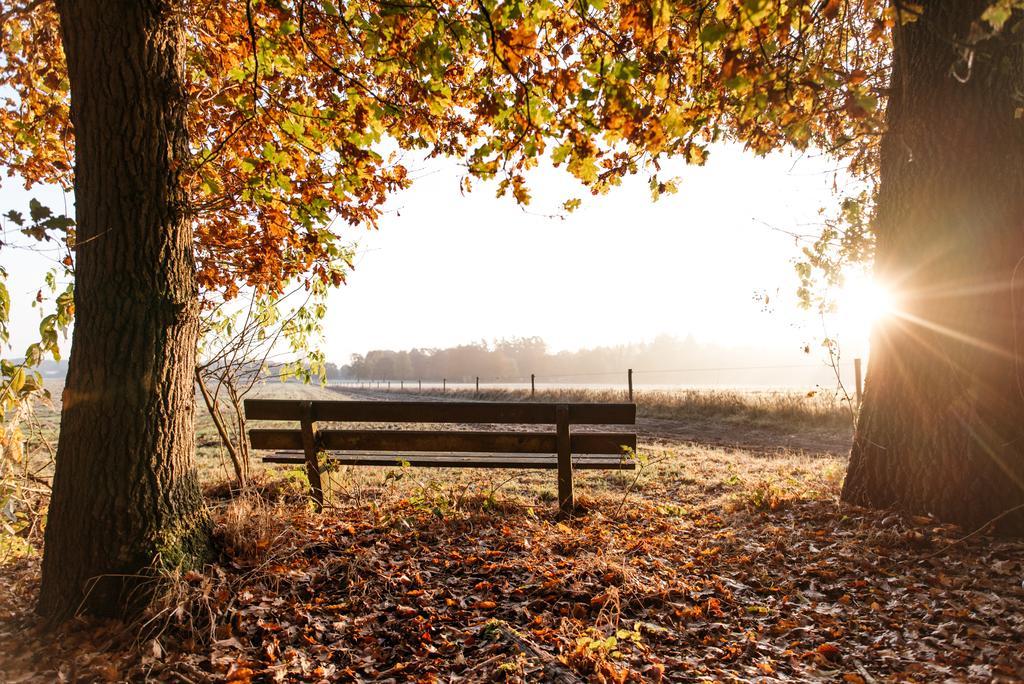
245, 399, 635, 425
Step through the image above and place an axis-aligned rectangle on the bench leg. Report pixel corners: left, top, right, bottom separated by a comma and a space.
299, 401, 324, 511
556, 405, 573, 514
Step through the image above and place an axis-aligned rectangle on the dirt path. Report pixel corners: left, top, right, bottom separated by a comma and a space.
635, 414, 852, 456
250, 382, 352, 401
268, 383, 852, 457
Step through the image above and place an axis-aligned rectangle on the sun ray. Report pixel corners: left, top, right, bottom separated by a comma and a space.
891, 310, 1017, 362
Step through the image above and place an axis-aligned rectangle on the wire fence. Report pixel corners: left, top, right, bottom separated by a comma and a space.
333, 358, 865, 404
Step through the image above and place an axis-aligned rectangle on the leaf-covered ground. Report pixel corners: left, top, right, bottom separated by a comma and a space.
2, 444, 1023, 682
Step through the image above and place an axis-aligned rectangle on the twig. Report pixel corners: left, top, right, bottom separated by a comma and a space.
463, 650, 508, 675
853, 658, 878, 684
915, 502, 1024, 563
495, 622, 583, 683
244, 0, 260, 106
611, 452, 673, 520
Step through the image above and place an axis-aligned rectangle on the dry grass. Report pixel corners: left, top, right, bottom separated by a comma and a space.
294, 440, 847, 519
378, 385, 854, 432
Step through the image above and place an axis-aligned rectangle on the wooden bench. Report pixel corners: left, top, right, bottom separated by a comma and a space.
244, 399, 637, 513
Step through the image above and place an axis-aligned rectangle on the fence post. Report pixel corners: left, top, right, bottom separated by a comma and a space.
531, 373, 535, 398
443, 378, 446, 393
387, 380, 391, 391
418, 380, 422, 392
628, 368, 634, 401
475, 376, 480, 396
854, 357, 863, 406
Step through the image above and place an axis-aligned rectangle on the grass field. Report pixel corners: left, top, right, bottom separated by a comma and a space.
17, 380, 854, 485
337, 384, 855, 431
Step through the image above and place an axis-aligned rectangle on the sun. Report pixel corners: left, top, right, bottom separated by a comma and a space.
836, 271, 895, 335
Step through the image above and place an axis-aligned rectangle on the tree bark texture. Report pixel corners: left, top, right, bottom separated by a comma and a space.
843, 1, 1024, 533
38, 0, 210, 620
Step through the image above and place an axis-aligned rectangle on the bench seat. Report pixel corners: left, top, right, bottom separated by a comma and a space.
263, 450, 637, 470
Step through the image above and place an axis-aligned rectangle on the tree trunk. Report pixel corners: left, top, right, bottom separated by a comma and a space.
843, 2, 1024, 533
38, 0, 210, 621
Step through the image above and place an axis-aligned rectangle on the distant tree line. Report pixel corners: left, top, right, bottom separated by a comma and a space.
336, 336, 834, 386
341, 337, 551, 382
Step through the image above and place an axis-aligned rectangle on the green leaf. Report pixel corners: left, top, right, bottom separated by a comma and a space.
28, 198, 52, 222
982, 1, 1013, 30
44, 216, 75, 231
699, 23, 730, 45
9, 366, 25, 393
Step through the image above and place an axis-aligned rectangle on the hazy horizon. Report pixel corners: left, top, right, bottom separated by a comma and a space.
1, 143, 872, 372
336, 332, 860, 391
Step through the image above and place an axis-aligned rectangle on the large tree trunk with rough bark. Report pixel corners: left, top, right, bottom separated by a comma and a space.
37, 0, 210, 621
843, 2, 1024, 533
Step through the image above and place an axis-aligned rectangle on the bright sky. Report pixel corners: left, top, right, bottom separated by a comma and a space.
323, 144, 863, 362
0, 143, 874, 371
